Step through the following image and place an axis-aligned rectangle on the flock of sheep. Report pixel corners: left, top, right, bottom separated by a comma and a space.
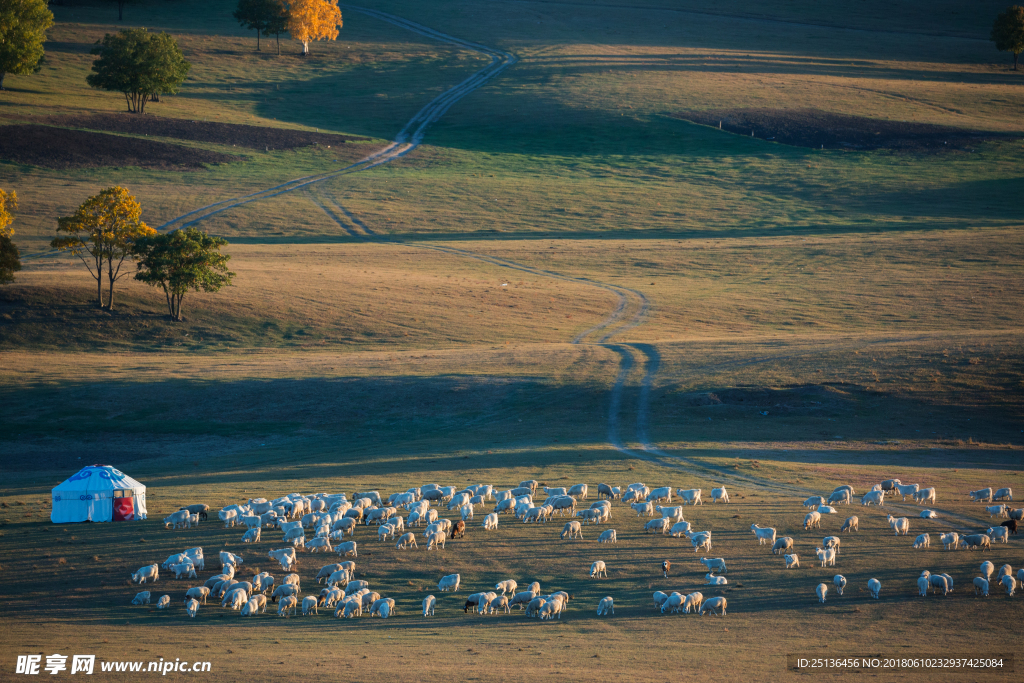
125, 478, 1018, 620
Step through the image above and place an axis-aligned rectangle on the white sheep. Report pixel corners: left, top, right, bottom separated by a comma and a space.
993, 487, 1013, 501
913, 487, 936, 505
426, 531, 446, 550
438, 574, 460, 592
598, 529, 617, 544
482, 513, 499, 530
156, 594, 170, 609
644, 517, 670, 534
815, 547, 836, 567
700, 596, 726, 616
803, 511, 821, 530
597, 596, 614, 616
803, 496, 826, 509
941, 532, 960, 550
306, 537, 332, 553
772, 537, 794, 555
277, 595, 298, 617
828, 489, 852, 505
423, 594, 436, 616
816, 505, 837, 515
590, 561, 607, 578
132, 591, 151, 605
895, 483, 920, 501
918, 575, 930, 597
170, 561, 196, 580
690, 532, 712, 553
495, 579, 518, 595
670, 521, 693, 537
163, 510, 190, 529
840, 516, 859, 532
980, 561, 995, 581
973, 577, 989, 596
1001, 574, 1016, 597
704, 573, 727, 586
920, 510, 937, 519
684, 591, 704, 614
861, 490, 885, 506
396, 532, 418, 549
834, 574, 846, 595
561, 521, 583, 540
186, 598, 199, 617
816, 583, 828, 603
676, 488, 702, 506
912, 533, 930, 549
868, 578, 881, 599
986, 505, 1009, 519
970, 488, 994, 502
662, 592, 684, 614
243, 596, 268, 616
185, 586, 210, 604
823, 536, 841, 555
656, 505, 685, 522
131, 564, 159, 584
631, 501, 655, 517
336, 541, 357, 557
218, 509, 238, 528
220, 551, 243, 568
751, 524, 777, 545
987, 526, 1010, 543
887, 514, 910, 536
785, 554, 799, 569
242, 527, 261, 543
460, 505, 474, 522
711, 487, 729, 503
700, 557, 727, 574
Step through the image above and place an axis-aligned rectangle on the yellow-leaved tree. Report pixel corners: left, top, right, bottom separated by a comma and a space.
0, 188, 15, 238
52, 186, 156, 310
287, 0, 342, 55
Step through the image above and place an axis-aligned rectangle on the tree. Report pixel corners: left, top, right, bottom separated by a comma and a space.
0, 188, 20, 284
86, 28, 190, 113
0, 0, 54, 90
266, 0, 288, 55
52, 186, 156, 310
234, 0, 282, 52
286, 0, 341, 55
0, 187, 15, 238
992, 6, 1024, 70
132, 227, 234, 321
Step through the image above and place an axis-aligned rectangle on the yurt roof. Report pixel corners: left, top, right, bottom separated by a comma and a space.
52, 465, 145, 492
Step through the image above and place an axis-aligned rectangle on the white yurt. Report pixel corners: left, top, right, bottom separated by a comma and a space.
51, 465, 148, 523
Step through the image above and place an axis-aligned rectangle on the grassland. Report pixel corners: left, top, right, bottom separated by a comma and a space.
1, 0, 1022, 679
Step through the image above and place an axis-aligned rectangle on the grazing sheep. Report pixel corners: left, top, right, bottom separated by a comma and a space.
861, 490, 885, 506
992, 487, 1013, 501
676, 488, 703, 506
997, 564, 1013, 579
460, 505, 474, 522
132, 591, 152, 605
598, 529, 617, 544
632, 501, 655, 517
751, 524, 777, 546
711, 487, 729, 504
306, 537, 332, 553
185, 597, 199, 617
597, 596, 614, 616
700, 596, 727, 616
652, 591, 669, 608
828, 490, 851, 505
482, 513, 499, 530
450, 520, 466, 539
271, 584, 299, 603
887, 514, 910, 536
939, 531, 960, 550
656, 505, 685, 522
396, 532, 418, 550
647, 486, 672, 504
220, 551, 243, 568
509, 590, 537, 610
772, 537, 794, 555
426, 531, 446, 550
561, 521, 583, 540
840, 516, 859, 533
959, 534, 992, 551
276, 595, 298, 617
803, 511, 821, 530
588, 560, 607, 579
816, 583, 828, 603
438, 574, 460, 592
299, 595, 319, 616
336, 541, 358, 558
929, 574, 951, 596
833, 575, 846, 595
704, 573, 728, 586
913, 533, 930, 549
700, 557, 727, 574
690, 532, 712, 553
880, 479, 902, 492
662, 592, 684, 614
493, 579, 517, 596
981, 561, 995, 581
155, 594, 170, 609
422, 594, 436, 617
489, 595, 511, 614
917, 575, 930, 597
670, 521, 693, 537
974, 577, 990, 596
970, 488, 994, 502
242, 596, 267, 616
1001, 575, 1016, 597
597, 483, 618, 500
866, 578, 881, 599
169, 561, 196, 580
568, 483, 589, 500
218, 509, 238, 528
131, 564, 159, 584
986, 504, 1010, 519
242, 527, 261, 544
785, 554, 799, 569
185, 586, 210, 604
1019, 568, 1024, 585
164, 510, 190, 529
803, 496, 826, 509
644, 517, 671, 534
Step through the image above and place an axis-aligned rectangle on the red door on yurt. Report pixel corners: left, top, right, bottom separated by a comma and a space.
112, 490, 135, 521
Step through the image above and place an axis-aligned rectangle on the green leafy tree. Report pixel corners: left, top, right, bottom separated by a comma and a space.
86, 28, 190, 113
0, 0, 54, 90
52, 186, 156, 310
265, 0, 288, 55
132, 227, 234, 321
233, 0, 282, 52
992, 6, 1024, 69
